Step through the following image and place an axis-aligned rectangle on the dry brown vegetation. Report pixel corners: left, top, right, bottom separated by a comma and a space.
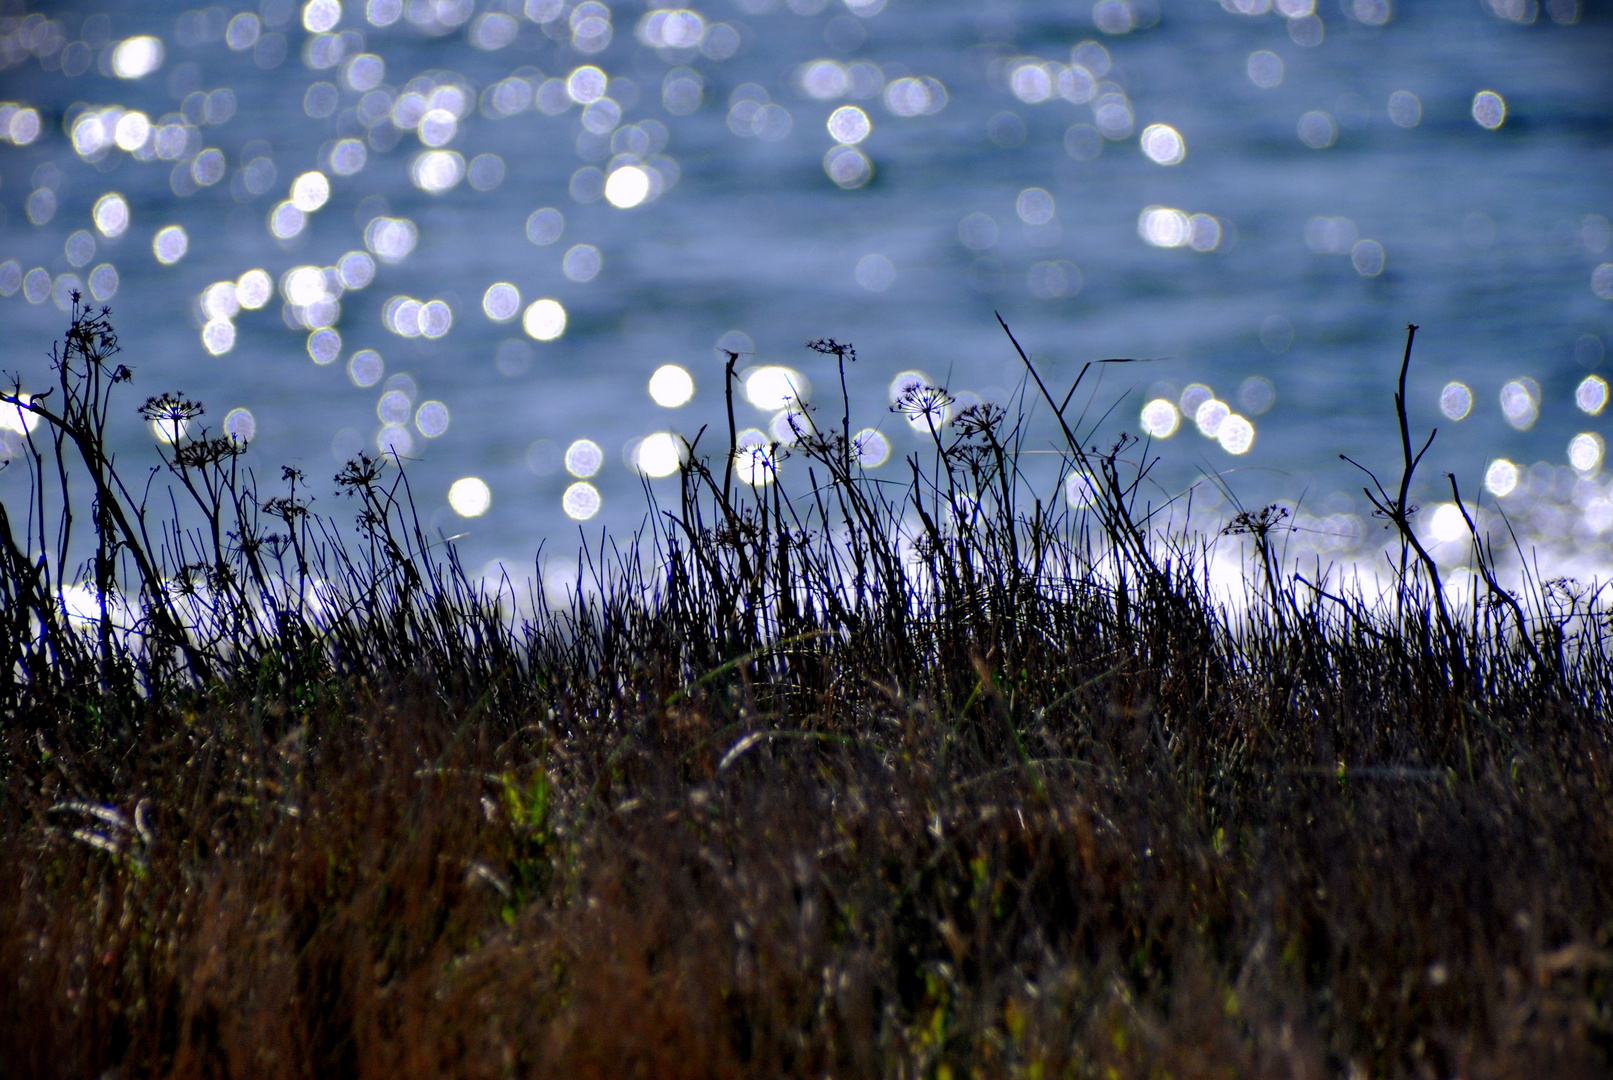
0, 305, 1609, 1078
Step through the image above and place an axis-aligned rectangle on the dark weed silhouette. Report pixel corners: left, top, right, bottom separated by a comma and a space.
1, 303, 1609, 1079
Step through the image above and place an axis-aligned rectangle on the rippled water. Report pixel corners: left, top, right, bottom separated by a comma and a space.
1, 0, 1609, 576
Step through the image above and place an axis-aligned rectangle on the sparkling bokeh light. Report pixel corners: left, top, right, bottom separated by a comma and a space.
0, 0, 1604, 574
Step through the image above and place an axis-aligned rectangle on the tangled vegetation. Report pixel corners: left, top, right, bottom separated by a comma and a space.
0, 302, 1608, 1078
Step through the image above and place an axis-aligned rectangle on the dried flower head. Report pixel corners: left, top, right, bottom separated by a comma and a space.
139, 393, 204, 424
892, 385, 954, 426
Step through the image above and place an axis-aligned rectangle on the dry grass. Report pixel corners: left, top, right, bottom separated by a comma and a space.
0, 305, 1609, 1078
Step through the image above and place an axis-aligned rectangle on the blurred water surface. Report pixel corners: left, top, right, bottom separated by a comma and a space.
0, 0, 1609, 575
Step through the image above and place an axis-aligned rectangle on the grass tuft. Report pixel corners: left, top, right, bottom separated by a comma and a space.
1, 301, 1609, 1078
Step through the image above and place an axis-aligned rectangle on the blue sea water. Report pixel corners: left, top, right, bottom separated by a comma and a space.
0, 0, 1609, 579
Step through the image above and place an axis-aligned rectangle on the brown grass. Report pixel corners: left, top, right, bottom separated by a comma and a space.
0, 306, 1609, 1078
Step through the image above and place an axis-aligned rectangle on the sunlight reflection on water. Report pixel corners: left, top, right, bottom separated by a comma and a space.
0, 0, 1606, 574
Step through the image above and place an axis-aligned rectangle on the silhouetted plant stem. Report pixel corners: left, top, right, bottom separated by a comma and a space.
720, 347, 739, 507
1340, 324, 1465, 687
1447, 472, 1545, 672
